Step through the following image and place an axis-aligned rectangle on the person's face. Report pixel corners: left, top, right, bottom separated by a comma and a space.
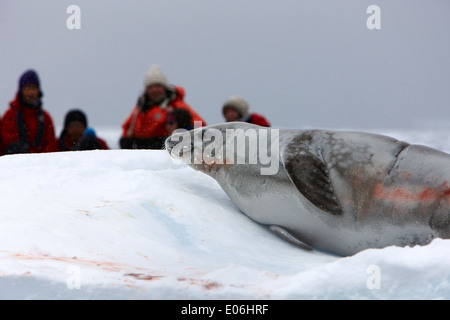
67, 121, 86, 142
223, 106, 241, 122
146, 84, 166, 102
21, 84, 40, 104
165, 120, 178, 135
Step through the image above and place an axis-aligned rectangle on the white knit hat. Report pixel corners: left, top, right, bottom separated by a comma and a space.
144, 65, 169, 88
222, 95, 249, 118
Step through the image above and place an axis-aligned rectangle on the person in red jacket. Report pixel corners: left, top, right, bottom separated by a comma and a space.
2, 70, 58, 154
57, 109, 109, 151
120, 65, 206, 149
222, 95, 271, 127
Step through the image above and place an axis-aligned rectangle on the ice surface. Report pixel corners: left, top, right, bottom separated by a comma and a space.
1, 128, 450, 300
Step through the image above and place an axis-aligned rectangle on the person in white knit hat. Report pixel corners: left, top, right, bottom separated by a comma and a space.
143, 65, 170, 103
222, 95, 270, 127
120, 65, 206, 149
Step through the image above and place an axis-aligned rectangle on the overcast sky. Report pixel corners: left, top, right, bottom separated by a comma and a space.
1, 0, 449, 133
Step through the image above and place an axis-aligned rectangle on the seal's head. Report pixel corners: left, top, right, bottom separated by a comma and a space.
165, 122, 280, 176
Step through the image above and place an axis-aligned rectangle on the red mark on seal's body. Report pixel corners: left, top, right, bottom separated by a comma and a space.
374, 182, 450, 204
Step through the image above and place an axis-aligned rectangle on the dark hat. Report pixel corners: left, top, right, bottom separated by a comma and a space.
18, 69, 41, 92
64, 109, 88, 128
166, 108, 193, 130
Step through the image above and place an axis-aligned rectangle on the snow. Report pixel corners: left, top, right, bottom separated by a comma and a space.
1, 128, 450, 300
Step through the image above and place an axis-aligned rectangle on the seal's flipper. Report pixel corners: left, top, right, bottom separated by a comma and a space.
269, 225, 313, 251
282, 143, 342, 215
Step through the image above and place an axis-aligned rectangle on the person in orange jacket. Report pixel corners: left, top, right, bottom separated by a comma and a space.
120, 65, 206, 149
222, 95, 271, 127
2, 69, 58, 154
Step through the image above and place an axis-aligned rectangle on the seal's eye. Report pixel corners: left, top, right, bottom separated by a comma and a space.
202, 128, 208, 139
